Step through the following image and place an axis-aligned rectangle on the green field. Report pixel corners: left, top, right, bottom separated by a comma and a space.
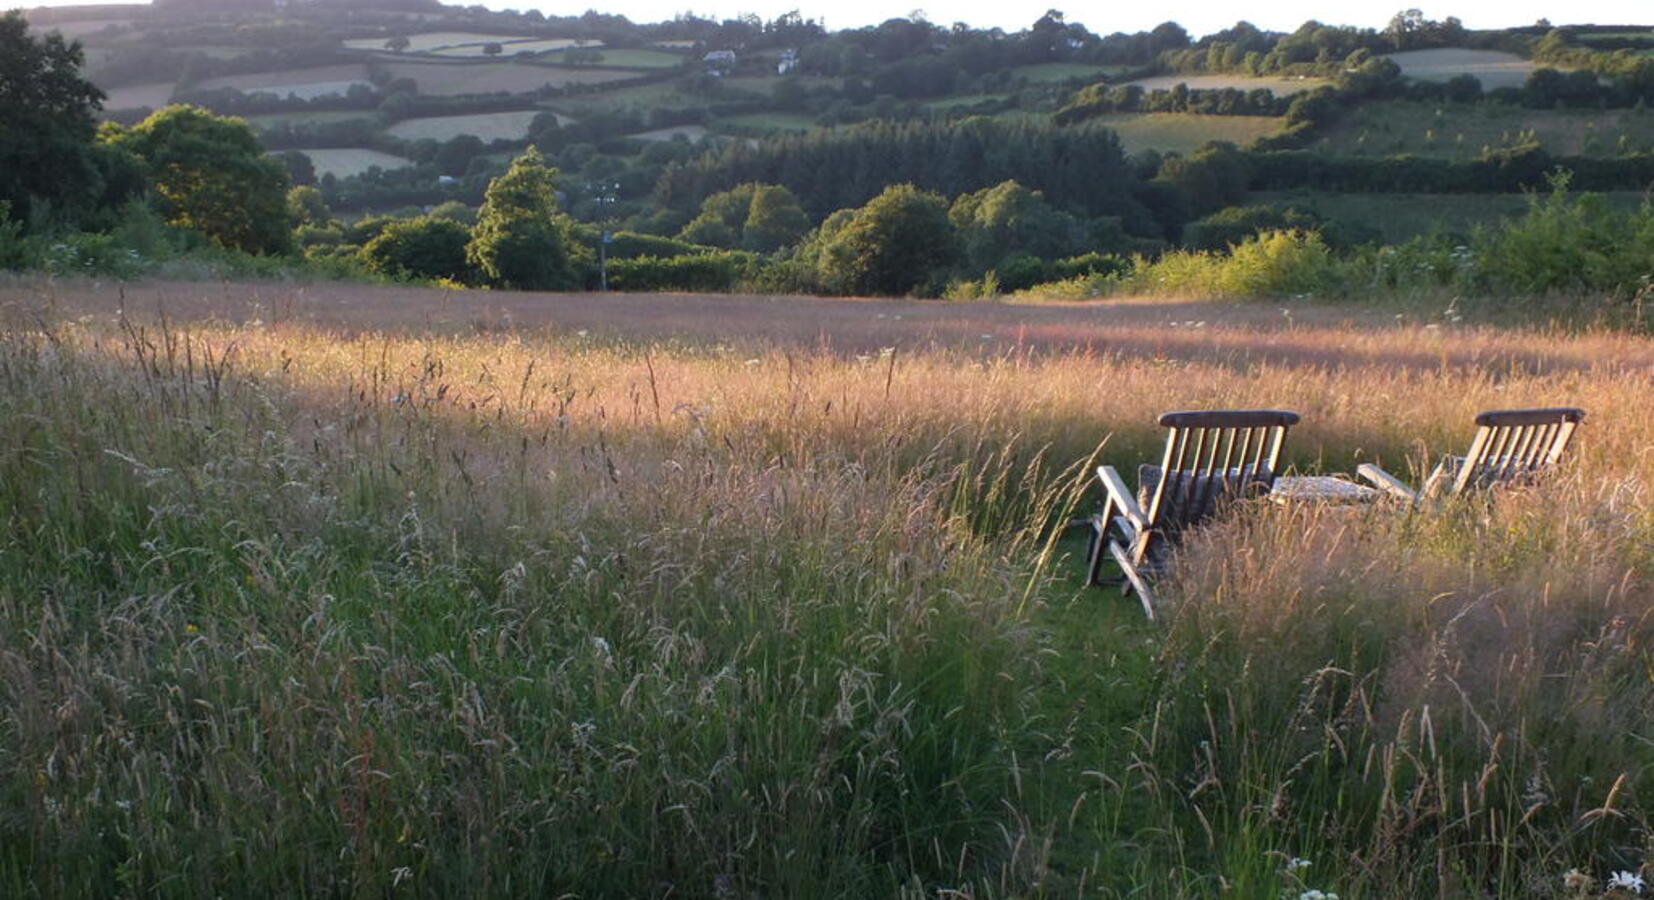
1126, 73, 1326, 95
1089, 112, 1286, 154
1008, 62, 1119, 83
248, 110, 381, 129
924, 92, 1011, 110
279, 147, 414, 178
716, 111, 819, 134
386, 109, 546, 141
383, 61, 635, 95
1316, 100, 1654, 158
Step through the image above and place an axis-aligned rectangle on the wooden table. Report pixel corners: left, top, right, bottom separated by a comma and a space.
1269, 474, 1382, 504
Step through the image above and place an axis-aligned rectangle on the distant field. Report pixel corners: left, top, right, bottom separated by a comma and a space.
717, 111, 818, 133
1317, 100, 1654, 157
283, 148, 414, 178
383, 61, 633, 95
925, 93, 1012, 110
342, 31, 531, 52
1251, 190, 1651, 241
430, 38, 590, 57
1010, 62, 1119, 84
195, 64, 370, 99
1124, 73, 1325, 95
627, 124, 711, 142
387, 109, 545, 141
541, 47, 686, 68
556, 80, 695, 113
247, 110, 380, 129
1384, 49, 1542, 90
29, 18, 132, 38
1090, 112, 1286, 154
101, 82, 174, 111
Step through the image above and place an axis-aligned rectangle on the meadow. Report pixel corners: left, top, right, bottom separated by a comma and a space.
1085, 112, 1286, 155
1316, 101, 1654, 158
279, 148, 415, 179
385, 109, 545, 142
1384, 48, 1543, 90
383, 61, 634, 95
1124, 73, 1326, 95
1, 278, 1649, 898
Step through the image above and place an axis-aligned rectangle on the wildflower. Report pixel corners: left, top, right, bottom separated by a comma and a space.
1608, 871, 1646, 894
185, 623, 199, 635
591, 636, 612, 656
1297, 890, 1338, 900
744, 359, 761, 366
575, 329, 589, 337
1285, 857, 1312, 872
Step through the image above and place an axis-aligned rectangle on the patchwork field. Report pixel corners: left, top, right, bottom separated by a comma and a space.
1008, 62, 1120, 83
247, 110, 381, 129
1124, 72, 1327, 95
1385, 48, 1543, 90
282, 147, 414, 178
386, 109, 546, 141
100, 82, 174, 111
1317, 100, 1654, 157
1089, 112, 1286, 153
2, 278, 1651, 896
195, 63, 370, 99
717, 111, 819, 133
383, 61, 634, 95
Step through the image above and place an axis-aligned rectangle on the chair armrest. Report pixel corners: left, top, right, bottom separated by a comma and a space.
1357, 463, 1418, 502
1096, 465, 1148, 531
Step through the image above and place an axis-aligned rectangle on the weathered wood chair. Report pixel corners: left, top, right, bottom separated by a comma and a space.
1086, 409, 1300, 619
1357, 407, 1585, 503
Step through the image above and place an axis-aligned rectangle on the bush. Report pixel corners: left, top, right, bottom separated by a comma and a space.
360, 216, 473, 283
606, 250, 756, 292
1121, 229, 1342, 299
1465, 173, 1654, 297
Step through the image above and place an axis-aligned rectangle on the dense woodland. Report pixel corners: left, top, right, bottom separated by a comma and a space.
6, 3, 1654, 302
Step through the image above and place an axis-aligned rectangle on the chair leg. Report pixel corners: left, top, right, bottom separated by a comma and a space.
1107, 540, 1157, 621
1085, 497, 1119, 587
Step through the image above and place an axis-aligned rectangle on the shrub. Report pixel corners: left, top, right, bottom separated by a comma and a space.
1466, 173, 1654, 297
360, 216, 473, 283
1121, 229, 1342, 299
606, 250, 756, 292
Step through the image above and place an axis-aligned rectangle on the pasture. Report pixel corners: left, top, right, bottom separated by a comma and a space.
1124, 72, 1326, 95
382, 61, 634, 95
1385, 48, 1543, 90
194, 63, 371, 99
1316, 100, 1654, 157
429, 38, 592, 58
1, 278, 1649, 897
279, 147, 414, 178
626, 123, 712, 142
542, 47, 687, 68
1086, 112, 1286, 154
386, 110, 545, 141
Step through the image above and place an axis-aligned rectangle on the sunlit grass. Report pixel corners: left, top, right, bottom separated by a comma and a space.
1, 294, 1650, 897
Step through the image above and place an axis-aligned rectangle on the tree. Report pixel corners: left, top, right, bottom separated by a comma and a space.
742, 184, 809, 252
948, 180, 1085, 274
808, 184, 956, 296
482, 42, 504, 57
286, 185, 331, 228
276, 150, 316, 186
108, 106, 292, 254
385, 35, 411, 53
466, 147, 579, 290
361, 216, 472, 282
435, 134, 485, 177
0, 10, 116, 226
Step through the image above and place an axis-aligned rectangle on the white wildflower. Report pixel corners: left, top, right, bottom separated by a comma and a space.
1608, 871, 1646, 894
1285, 857, 1312, 872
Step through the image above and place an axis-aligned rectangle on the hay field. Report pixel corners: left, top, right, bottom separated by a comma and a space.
1385, 48, 1543, 90
342, 31, 532, 52
383, 61, 633, 95
195, 63, 370, 98
429, 38, 591, 58
627, 123, 711, 141
2, 279, 1650, 897
386, 109, 544, 141
279, 147, 413, 178
1125, 72, 1326, 95
1087, 112, 1286, 153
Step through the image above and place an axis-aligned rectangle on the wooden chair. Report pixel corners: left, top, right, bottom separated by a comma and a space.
1357, 407, 1585, 503
1085, 409, 1300, 619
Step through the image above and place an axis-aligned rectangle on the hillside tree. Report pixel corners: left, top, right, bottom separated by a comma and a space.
806, 184, 956, 296
466, 146, 579, 290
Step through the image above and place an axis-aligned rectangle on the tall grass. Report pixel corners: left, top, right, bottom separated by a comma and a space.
0, 305, 1650, 897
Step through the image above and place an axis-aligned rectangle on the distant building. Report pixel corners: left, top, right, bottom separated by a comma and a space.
703, 49, 736, 74
777, 48, 797, 75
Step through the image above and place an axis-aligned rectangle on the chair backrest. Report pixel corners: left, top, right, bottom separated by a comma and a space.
1446, 406, 1585, 496
1143, 409, 1300, 532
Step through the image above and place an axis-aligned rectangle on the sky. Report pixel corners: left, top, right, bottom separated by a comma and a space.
20, 0, 1651, 37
